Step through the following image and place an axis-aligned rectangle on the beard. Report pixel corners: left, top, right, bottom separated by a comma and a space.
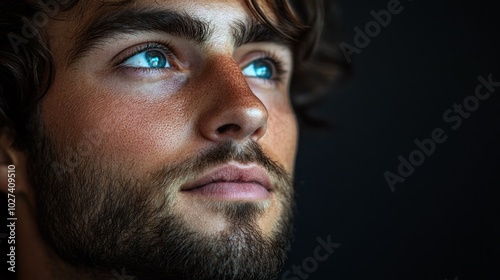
26, 120, 295, 280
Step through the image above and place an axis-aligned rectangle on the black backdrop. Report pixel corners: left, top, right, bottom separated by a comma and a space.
282, 0, 499, 279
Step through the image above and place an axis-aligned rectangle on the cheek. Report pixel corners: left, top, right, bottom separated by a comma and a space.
262, 100, 298, 173
40, 74, 194, 173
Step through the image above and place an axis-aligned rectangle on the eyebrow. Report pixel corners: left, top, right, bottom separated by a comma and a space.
231, 20, 288, 49
67, 8, 292, 66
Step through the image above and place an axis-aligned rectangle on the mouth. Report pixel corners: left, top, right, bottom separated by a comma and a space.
181, 162, 272, 201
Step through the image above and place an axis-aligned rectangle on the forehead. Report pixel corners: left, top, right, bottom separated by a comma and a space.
69, 0, 276, 22
52, 0, 275, 43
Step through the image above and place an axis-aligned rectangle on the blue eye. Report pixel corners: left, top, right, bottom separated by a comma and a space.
242, 59, 274, 80
122, 49, 170, 68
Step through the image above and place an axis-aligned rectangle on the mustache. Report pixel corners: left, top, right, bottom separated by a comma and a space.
151, 141, 292, 194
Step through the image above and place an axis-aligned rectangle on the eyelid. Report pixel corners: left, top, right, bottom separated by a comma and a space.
112, 40, 176, 68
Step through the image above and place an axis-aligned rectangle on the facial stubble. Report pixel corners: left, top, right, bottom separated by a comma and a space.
26, 122, 295, 280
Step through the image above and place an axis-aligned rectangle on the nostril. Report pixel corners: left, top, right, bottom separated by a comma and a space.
217, 124, 241, 134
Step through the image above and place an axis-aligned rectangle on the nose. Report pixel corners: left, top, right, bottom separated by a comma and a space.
197, 56, 268, 142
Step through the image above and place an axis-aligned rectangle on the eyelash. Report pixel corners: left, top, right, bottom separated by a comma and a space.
115, 41, 288, 84
252, 50, 288, 85
115, 40, 175, 73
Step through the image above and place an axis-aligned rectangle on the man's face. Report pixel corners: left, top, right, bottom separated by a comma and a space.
28, 0, 298, 279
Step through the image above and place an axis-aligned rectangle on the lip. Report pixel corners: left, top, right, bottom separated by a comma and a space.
181, 163, 272, 200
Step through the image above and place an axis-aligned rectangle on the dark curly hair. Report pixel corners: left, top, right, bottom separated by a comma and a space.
0, 0, 349, 148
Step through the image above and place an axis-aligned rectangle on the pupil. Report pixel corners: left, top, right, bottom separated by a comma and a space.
145, 50, 166, 68
254, 60, 272, 79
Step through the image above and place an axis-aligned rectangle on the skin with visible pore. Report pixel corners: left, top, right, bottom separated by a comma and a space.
0, 0, 299, 279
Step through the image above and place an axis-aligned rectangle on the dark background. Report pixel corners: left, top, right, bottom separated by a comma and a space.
283, 0, 499, 279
